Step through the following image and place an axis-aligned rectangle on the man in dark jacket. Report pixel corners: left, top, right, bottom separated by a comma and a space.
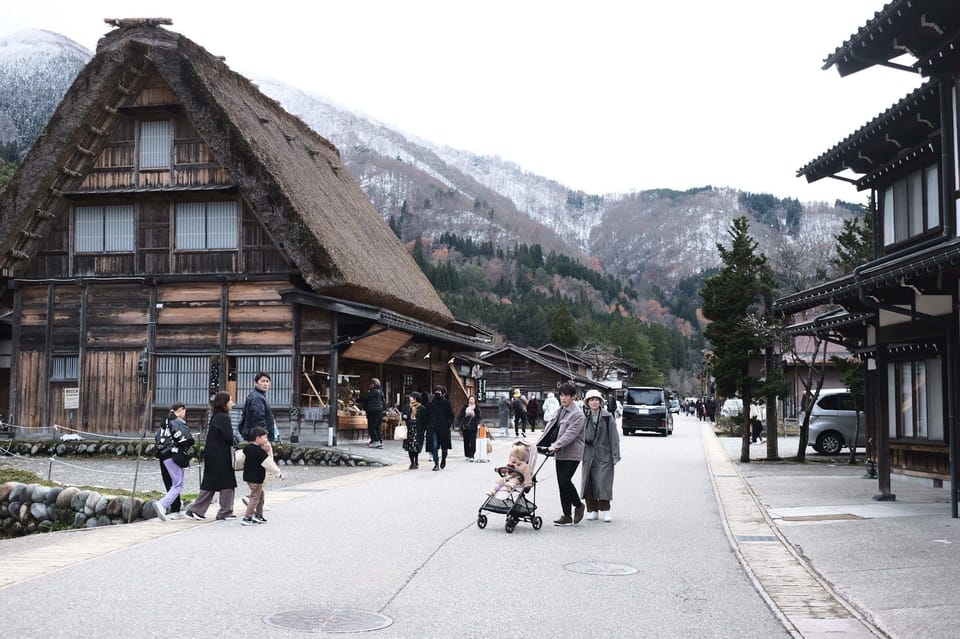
241, 372, 276, 442
512, 389, 528, 437
362, 378, 385, 448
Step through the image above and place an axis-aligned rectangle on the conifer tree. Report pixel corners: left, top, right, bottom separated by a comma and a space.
701, 216, 777, 462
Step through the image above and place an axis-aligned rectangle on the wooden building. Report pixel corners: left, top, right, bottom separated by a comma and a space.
773, 1, 959, 516
480, 343, 606, 410
0, 19, 487, 437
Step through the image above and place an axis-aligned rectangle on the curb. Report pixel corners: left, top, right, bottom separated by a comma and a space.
700, 423, 889, 639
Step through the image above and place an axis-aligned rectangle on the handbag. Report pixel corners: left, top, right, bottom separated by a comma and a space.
233, 448, 246, 471
486, 439, 493, 454
172, 450, 191, 468
394, 423, 408, 441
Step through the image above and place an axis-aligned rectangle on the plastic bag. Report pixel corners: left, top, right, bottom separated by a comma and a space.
233, 448, 245, 471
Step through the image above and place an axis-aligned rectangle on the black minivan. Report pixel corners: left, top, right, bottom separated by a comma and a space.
621, 386, 673, 436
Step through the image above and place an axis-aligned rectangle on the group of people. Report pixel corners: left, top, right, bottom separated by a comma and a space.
154, 373, 623, 529
496, 389, 559, 437
693, 397, 717, 422
535, 383, 621, 525
152, 372, 282, 526
400, 385, 457, 470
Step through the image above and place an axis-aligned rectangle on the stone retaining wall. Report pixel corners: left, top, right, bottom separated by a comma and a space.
1, 439, 383, 467
0, 482, 155, 537
0, 440, 384, 538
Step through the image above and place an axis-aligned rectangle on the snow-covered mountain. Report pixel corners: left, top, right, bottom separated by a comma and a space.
1, 28, 854, 292
0, 29, 90, 150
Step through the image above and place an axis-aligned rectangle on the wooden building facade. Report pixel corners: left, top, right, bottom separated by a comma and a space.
0, 19, 486, 436
773, 1, 960, 516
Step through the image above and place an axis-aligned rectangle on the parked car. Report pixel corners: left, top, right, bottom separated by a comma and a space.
621, 386, 673, 436
801, 388, 865, 455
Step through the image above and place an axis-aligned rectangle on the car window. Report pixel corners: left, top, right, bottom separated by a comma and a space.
626, 389, 663, 405
816, 393, 861, 412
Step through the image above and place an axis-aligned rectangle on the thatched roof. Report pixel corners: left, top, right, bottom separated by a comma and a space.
0, 20, 453, 325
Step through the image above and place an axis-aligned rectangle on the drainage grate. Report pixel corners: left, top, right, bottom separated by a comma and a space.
735, 535, 778, 543
564, 561, 638, 576
264, 608, 392, 633
780, 513, 863, 522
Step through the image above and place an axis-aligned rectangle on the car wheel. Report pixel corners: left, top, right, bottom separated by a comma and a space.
622, 428, 630, 436
815, 431, 844, 456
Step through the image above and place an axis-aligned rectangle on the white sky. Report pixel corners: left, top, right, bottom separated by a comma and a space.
5, 1, 923, 205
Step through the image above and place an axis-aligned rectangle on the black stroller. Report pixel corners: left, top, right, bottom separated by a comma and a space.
476, 440, 550, 533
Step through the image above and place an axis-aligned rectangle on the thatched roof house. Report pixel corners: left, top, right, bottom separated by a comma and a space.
0, 17, 451, 325
0, 18, 485, 434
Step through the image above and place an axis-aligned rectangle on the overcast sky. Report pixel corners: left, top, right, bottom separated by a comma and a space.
5, 1, 923, 204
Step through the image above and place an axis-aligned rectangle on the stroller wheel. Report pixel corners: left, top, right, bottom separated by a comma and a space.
505, 521, 516, 534
532, 516, 543, 530
477, 514, 487, 529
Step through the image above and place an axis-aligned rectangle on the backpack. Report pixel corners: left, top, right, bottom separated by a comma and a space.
237, 395, 253, 440
155, 419, 174, 458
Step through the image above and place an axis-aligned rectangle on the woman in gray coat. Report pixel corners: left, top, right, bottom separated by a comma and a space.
581, 389, 621, 522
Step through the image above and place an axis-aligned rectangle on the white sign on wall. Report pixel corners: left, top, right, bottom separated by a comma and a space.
63, 388, 79, 410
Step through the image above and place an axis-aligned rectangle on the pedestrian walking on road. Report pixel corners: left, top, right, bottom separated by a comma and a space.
581, 389, 620, 522
541, 392, 560, 424
239, 372, 277, 442
153, 402, 195, 521
361, 378, 385, 449
457, 395, 483, 461
512, 389, 528, 437
497, 392, 511, 437
240, 426, 283, 526
428, 387, 454, 470
536, 382, 586, 526
185, 391, 238, 521
402, 394, 425, 469
525, 396, 540, 432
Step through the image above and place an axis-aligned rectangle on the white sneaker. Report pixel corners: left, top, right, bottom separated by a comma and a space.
586, 511, 598, 521
152, 501, 167, 521
603, 511, 612, 522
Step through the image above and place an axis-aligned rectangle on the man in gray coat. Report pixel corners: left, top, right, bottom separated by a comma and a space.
537, 382, 586, 526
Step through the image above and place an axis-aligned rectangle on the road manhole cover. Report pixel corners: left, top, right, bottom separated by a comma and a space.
264, 608, 392, 633
564, 561, 638, 576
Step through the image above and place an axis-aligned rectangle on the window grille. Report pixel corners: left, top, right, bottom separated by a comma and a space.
176, 201, 238, 250
75, 205, 134, 253
234, 355, 292, 407
140, 121, 171, 169
51, 356, 79, 381
155, 356, 210, 406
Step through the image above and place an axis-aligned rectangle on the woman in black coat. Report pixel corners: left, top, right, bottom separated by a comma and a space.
428, 386, 454, 471
185, 391, 238, 521
456, 395, 483, 461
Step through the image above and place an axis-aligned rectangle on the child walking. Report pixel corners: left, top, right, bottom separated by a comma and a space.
241, 426, 283, 525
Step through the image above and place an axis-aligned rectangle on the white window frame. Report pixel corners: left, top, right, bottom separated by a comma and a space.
175, 201, 239, 250
74, 205, 135, 253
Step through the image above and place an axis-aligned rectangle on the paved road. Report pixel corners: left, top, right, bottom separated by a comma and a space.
0, 418, 795, 637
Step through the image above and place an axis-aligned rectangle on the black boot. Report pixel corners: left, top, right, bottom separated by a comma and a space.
440, 450, 447, 469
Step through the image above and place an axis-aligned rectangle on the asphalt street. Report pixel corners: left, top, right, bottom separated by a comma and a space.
0, 415, 792, 638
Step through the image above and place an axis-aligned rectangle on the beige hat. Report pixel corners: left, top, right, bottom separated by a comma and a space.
513, 389, 521, 397
584, 389, 604, 403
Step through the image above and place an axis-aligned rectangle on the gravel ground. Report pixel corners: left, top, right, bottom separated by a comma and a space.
0, 453, 369, 497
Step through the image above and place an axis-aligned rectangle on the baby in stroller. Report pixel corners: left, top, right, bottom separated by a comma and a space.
487, 442, 533, 498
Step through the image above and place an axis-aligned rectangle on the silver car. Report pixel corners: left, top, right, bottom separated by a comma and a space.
803, 388, 866, 455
